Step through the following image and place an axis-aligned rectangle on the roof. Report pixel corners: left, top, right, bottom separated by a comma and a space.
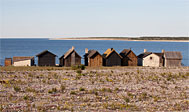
13, 56, 34, 63
164, 51, 182, 59
36, 50, 56, 57
103, 48, 122, 59
5, 58, 12, 60
154, 53, 164, 57
120, 49, 131, 55
143, 53, 164, 59
120, 49, 137, 58
87, 50, 101, 58
137, 52, 152, 59
60, 48, 81, 59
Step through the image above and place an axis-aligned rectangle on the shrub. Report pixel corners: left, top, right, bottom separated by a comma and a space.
23, 95, 29, 100
71, 65, 78, 70
48, 88, 57, 94
124, 97, 130, 103
79, 87, 85, 91
26, 87, 36, 93
101, 88, 112, 93
95, 91, 98, 96
72, 65, 85, 70
70, 91, 76, 95
14, 86, 21, 92
114, 87, 119, 91
76, 69, 82, 74
61, 85, 66, 93
52, 88, 57, 93
141, 92, 148, 99
127, 92, 133, 97
80, 64, 85, 70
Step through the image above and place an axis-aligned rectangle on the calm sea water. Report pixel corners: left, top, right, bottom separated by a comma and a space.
0, 38, 189, 66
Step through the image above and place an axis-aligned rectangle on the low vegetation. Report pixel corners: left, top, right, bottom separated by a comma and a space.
0, 66, 188, 111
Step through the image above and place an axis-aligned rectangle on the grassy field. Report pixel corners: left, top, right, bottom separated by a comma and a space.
0, 66, 189, 111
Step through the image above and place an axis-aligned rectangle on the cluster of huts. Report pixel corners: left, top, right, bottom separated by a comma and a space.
4, 46, 182, 67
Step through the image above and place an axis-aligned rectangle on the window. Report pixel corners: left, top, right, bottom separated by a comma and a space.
150, 57, 153, 60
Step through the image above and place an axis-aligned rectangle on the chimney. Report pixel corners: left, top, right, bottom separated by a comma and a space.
85, 48, 88, 54
162, 49, 165, 53
144, 49, 147, 53
72, 46, 75, 50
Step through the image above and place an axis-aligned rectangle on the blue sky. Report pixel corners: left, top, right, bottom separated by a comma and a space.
0, 0, 189, 38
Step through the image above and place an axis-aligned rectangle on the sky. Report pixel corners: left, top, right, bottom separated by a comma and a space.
0, 0, 189, 38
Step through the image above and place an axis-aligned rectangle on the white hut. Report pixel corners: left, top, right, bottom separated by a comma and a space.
143, 53, 163, 67
13, 56, 35, 66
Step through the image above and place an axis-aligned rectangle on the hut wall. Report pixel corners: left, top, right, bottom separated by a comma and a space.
59, 58, 64, 66
89, 53, 102, 67
165, 59, 181, 67
143, 54, 160, 67
5, 58, 12, 66
103, 58, 106, 66
71, 52, 76, 65
137, 58, 143, 66
75, 53, 81, 66
38, 53, 55, 66
121, 57, 128, 66
64, 52, 81, 67
84, 54, 88, 66
64, 56, 71, 67
128, 52, 138, 66
122, 52, 137, 66
14, 59, 31, 66
106, 52, 121, 66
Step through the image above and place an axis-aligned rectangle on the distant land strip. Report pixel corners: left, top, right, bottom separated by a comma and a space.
50, 37, 189, 42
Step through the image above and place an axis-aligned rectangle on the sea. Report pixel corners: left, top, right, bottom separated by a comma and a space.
0, 38, 189, 66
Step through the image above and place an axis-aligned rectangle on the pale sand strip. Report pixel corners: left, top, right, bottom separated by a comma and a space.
49, 38, 189, 42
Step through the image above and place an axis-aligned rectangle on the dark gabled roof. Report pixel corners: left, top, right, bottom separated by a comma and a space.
87, 50, 101, 58
103, 48, 122, 59
164, 51, 182, 59
120, 49, 137, 58
120, 49, 131, 56
64, 48, 74, 59
154, 53, 164, 58
5, 58, 12, 60
36, 50, 56, 57
137, 52, 152, 59
60, 48, 81, 59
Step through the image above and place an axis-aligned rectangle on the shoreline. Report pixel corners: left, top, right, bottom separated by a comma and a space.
50, 38, 189, 42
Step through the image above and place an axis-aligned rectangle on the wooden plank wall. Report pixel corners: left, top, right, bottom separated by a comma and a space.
38, 53, 55, 66
106, 52, 121, 66
89, 53, 102, 67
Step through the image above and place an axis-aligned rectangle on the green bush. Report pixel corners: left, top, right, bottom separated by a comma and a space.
70, 91, 76, 95
48, 88, 57, 94
76, 69, 82, 74
124, 97, 130, 103
80, 64, 85, 70
72, 65, 85, 70
61, 84, 66, 93
23, 95, 29, 100
79, 87, 85, 91
71, 65, 78, 70
14, 86, 21, 92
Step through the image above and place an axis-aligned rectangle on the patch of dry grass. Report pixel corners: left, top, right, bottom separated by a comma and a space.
0, 66, 188, 111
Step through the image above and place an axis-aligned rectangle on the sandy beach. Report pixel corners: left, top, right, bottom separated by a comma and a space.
50, 38, 189, 42
0, 66, 188, 111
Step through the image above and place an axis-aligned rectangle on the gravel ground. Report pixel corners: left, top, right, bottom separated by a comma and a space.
0, 66, 189, 111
